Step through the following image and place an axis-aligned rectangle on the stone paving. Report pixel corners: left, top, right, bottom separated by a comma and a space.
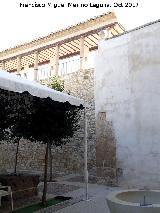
1, 174, 119, 213
66, 175, 97, 184
35, 174, 120, 213
52, 181, 115, 213
38, 182, 80, 196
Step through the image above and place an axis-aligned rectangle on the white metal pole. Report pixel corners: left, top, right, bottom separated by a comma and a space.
84, 105, 88, 200
9, 186, 14, 211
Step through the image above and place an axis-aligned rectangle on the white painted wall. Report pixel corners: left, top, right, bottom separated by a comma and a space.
95, 21, 160, 189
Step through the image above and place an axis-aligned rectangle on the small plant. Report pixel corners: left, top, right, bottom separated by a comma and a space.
48, 75, 64, 92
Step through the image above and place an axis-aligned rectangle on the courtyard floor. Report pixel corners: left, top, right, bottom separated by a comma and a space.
35, 174, 120, 213
1, 173, 120, 213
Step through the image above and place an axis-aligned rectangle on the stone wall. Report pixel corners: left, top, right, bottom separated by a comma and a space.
0, 140, 46, 172
0, 68, 96, 176
95, 21, 160, 188
61, 68, 96, 174
96, 113, 117, 186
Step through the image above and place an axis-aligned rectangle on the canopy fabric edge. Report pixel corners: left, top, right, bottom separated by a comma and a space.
0, 70, 84, 107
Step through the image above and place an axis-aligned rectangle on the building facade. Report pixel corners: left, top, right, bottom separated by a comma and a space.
96, 20, 160, 188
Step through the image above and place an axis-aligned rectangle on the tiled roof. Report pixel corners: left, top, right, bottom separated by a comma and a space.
0, 12, 116, 54
105, 19, 160, 41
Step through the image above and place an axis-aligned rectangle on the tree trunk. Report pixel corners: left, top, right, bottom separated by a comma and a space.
42, 141, 49, 206
49, 143, 53, 181
14, 138, 20, 174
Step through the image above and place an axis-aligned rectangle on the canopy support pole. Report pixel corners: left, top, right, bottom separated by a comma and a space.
84, 104, 88, 200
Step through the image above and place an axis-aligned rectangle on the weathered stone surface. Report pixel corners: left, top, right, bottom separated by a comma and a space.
0, 140, 46, 172
96, 111, 117, 185
59, 69, 96, 175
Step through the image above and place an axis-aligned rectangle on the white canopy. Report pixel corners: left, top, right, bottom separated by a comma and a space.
0, 70, 84, 106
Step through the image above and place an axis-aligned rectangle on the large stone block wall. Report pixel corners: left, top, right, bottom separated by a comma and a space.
61, 68, 96, 174
0, 140, 46, 172
95, 21, 160, 188
0, 68, 96, 176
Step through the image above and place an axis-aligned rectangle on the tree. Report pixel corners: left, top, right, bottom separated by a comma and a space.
48, 75, 64, 181
20, 95, 81, 205
0, 89, 35, 174
0, 90, 22, 173
0, 87, 82, 206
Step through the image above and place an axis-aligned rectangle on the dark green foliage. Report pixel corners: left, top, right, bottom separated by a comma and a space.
0, 88, 82, 145
0, 90, 34, 140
